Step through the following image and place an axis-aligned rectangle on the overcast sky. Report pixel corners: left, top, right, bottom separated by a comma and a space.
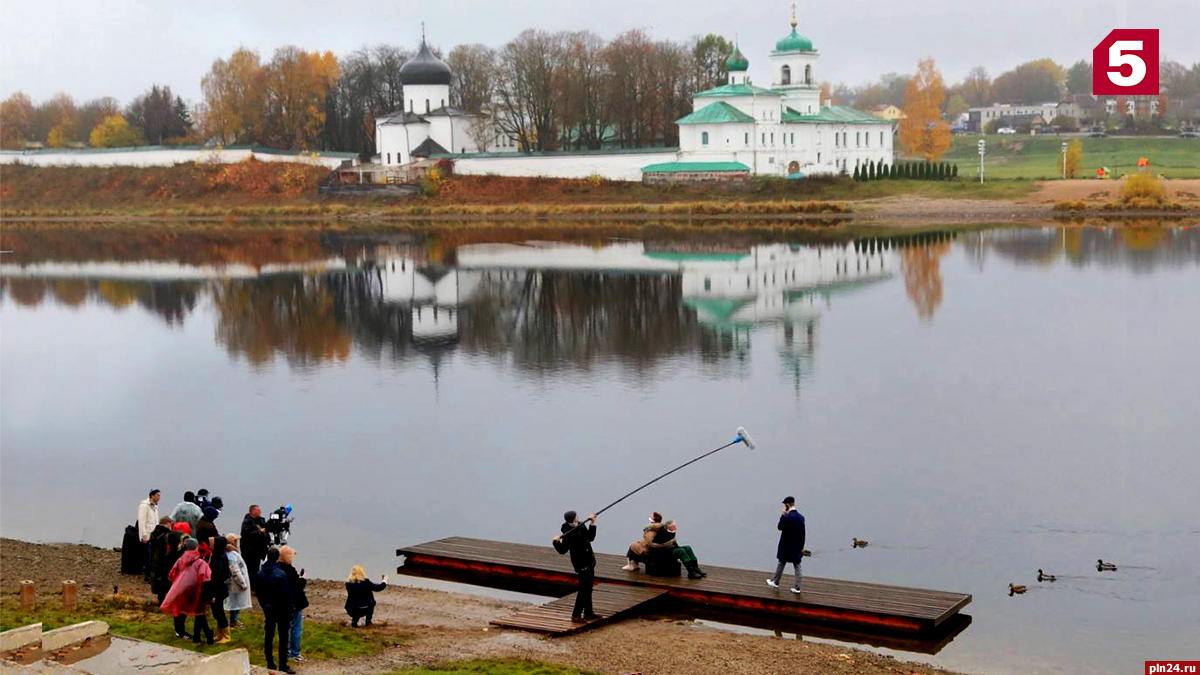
2, 0, 1197, 105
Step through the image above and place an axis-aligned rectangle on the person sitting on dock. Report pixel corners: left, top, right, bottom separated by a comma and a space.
552, 510, 599, 623
662, 520, 708, 579
622, 512, 669, 572
766, 496, 805, 594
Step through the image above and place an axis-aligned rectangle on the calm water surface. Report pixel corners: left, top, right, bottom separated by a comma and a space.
2, 225, 1198, 675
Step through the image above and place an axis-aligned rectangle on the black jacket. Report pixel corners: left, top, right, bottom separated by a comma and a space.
281, 562, 309, 611
240, 514, 268, 558
148, 525, 174, 594
257, 561, 294, 615
776, 509, 806, 563
553, 521, 597, 573
195, 517, 218, 548
203, 536, 230, 602
345, 579, 387, 613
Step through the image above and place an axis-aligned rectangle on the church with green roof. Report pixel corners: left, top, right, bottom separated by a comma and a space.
671, 7, 894, 178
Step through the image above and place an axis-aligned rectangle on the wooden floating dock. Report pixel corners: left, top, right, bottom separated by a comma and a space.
398, 537, 971, 635
490, 584, 669, 635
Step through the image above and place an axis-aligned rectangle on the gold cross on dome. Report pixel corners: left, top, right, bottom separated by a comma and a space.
791, 2, 798, 29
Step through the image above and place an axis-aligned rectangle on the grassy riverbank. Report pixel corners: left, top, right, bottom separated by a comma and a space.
938, 135, 1200, 180
0, 595, 397, 668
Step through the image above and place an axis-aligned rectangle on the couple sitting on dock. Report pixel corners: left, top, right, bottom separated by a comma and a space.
622, 511, 708, 579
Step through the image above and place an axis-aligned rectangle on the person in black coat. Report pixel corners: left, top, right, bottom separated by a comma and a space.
344, 565, 387, 627
257, 547, 295, 673
767, 496, 806, 593
148, 517, 175, 603
279, 546, 308, 663
552, 510, 599, 622
203, 536, 231, 643
195, 507, 220, 549
240, 505, 268, 590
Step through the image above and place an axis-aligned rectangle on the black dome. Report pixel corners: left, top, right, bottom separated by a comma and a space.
400, 42, 452, 86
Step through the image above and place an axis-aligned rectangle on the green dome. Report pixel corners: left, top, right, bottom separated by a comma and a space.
775, 28, 813, 52
726, 46, 749, 72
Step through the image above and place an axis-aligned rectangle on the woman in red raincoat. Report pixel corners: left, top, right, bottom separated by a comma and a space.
160, 538, 214, 644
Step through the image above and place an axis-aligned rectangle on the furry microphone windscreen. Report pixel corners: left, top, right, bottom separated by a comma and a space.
736, 426, 756, 450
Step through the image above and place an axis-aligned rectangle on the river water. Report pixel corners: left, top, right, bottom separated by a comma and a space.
1, 224, 1198, 675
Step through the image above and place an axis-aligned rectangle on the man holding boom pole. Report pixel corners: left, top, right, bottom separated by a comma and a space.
553, 510, 599, 623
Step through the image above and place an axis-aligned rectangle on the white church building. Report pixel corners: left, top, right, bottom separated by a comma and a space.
671, 12, 893, 177
374, 36, 516, 168
376, 12, 893, 180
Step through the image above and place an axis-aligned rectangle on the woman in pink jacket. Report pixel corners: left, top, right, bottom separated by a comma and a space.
160, 538, 214, 644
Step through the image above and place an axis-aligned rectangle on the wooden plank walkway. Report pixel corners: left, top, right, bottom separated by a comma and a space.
398, 537, 971, 634
490, 584, 669, 636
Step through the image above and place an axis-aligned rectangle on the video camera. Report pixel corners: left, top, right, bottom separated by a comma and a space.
265, 504, 294, 546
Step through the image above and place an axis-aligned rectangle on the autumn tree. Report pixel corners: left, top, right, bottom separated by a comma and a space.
78, 98, 122, 141
1065, 139, 1083, 178
494, 29, 565, 152
448, 44, 497, 113
89, 115, 144, 147
819, 81, 832, 106
899, 58, 951, 161
261, 47, 339, 150
37, 93, 80, 146
556, 31, 613, 149
0, 92, 34, 148
202, 48, 267, 145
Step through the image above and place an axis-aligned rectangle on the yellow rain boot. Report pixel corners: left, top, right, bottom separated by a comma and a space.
215, 626, 232, 644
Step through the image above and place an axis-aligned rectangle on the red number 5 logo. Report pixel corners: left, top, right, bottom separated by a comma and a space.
1093, 29, 1159, 95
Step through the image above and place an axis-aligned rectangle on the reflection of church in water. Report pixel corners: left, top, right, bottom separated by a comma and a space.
356, 240, 897, 383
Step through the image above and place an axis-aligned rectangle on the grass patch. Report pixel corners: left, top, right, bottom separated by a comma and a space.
934, 134, 1200, 180
0, 597, 401, 667
391, 660, 601, 675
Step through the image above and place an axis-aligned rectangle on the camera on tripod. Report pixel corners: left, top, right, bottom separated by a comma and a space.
265, 504, 294, 546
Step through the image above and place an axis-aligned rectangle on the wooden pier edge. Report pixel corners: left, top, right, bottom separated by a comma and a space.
396, 538, 972, 636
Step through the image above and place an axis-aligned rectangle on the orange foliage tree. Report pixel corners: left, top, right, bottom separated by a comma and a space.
262, 47, 340, 150
899, 58, 951, 161
0, 92, 35, 148
201, 48, 267, 145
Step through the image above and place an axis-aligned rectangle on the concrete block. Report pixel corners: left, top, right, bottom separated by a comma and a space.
41, 621, 109, 652
0, 623, 42, 652
167, 648, 251, 675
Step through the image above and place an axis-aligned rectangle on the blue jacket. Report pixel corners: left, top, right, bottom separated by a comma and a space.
257, 561, 294, 615
776, 509, 806, 563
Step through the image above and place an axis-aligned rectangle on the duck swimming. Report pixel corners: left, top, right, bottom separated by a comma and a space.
1009, 583, 1027, 596
1097, 559, 1117, 571
1037, 569, 1057, 582
852, 538, 869, 548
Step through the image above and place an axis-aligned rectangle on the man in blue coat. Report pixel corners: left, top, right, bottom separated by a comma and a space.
767, 496, 805, 593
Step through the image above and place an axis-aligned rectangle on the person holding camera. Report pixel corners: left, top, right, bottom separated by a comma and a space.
345, 566, 387, 627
